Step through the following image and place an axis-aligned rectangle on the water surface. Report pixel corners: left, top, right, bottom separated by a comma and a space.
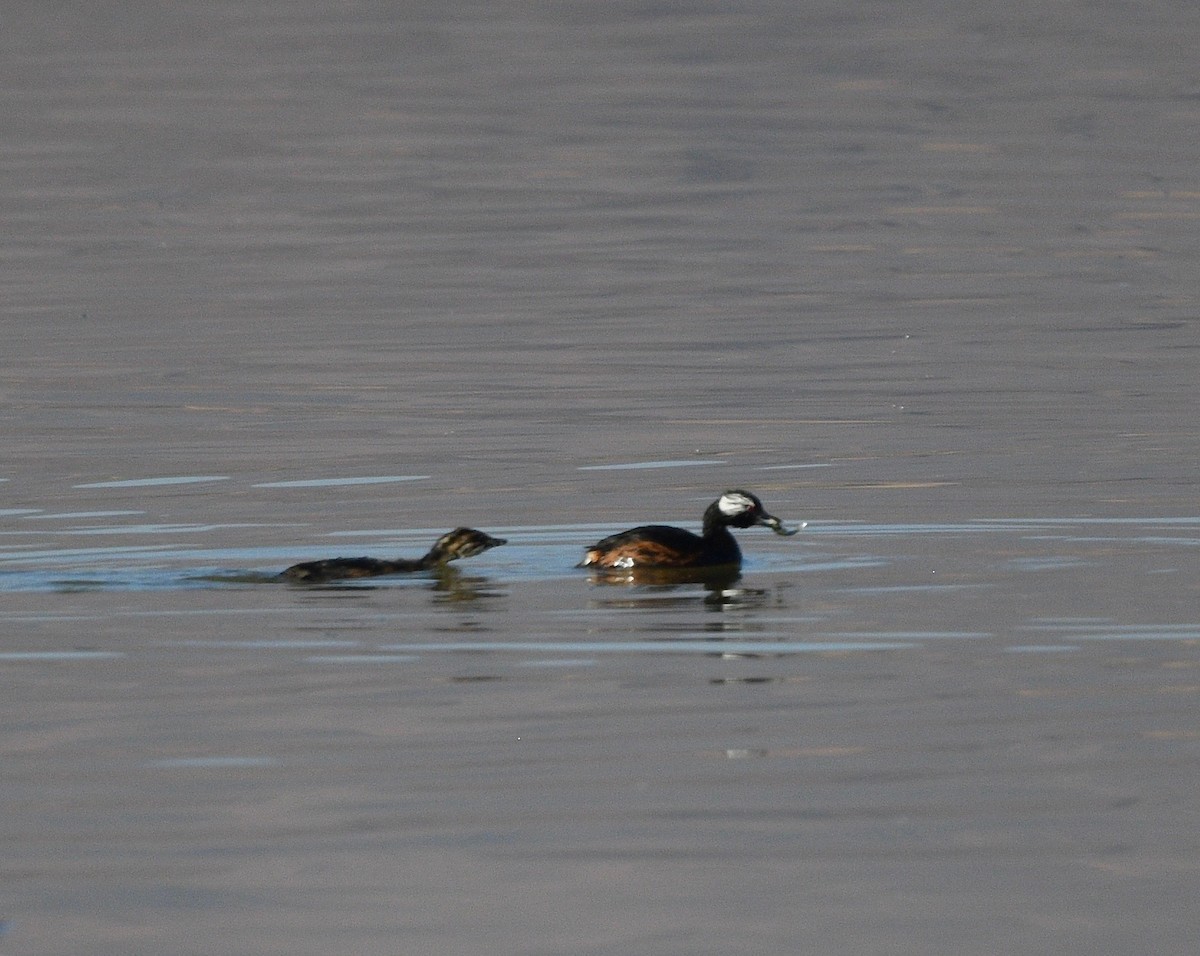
3, 1, 1200, 954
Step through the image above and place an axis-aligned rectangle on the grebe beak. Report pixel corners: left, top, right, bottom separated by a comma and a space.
758, 513, 805, 536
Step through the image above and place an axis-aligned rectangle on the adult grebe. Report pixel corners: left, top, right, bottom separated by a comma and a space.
579, 490, 801, 571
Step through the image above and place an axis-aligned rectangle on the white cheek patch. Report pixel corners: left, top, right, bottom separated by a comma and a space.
718, 492, 755, 517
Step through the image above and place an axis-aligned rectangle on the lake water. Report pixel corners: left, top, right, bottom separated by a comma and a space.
3, 2, 1200, 954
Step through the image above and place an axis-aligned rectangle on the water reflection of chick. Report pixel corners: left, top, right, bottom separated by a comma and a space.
430, 566, 506, 604
280, 527, 506, 584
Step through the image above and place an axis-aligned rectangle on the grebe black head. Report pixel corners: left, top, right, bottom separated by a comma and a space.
579, 489, 802, 571
281, 527, 506, 583
712, 490, 799, 534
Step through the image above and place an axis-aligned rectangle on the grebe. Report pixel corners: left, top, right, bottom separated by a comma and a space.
579, 490, 801, 571
281, 527, 506, 583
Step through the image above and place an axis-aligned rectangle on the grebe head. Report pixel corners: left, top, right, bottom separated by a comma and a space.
717, 490, 802, 536
429, 527, 508, 562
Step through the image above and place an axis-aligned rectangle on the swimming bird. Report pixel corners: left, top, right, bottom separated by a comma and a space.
281, 527, 506, 583
579, 490, 801, 571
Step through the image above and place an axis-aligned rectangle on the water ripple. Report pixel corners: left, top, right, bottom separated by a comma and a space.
379, 639, 913, 655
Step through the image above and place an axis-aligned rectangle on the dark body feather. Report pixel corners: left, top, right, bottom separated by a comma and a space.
582, 524, 740, 569
280, 555, 427, 582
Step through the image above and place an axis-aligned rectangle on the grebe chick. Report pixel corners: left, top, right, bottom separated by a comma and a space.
281, 527, 506, 583
579, 490, 802, 571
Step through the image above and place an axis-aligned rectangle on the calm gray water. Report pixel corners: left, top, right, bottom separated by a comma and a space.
3, 2, 1200, 954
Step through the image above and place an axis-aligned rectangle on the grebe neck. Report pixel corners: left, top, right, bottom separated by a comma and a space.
701, 502, 735, 539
